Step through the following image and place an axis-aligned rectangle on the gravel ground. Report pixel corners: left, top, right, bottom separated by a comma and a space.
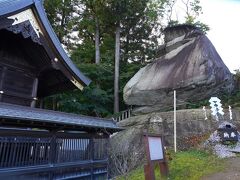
201, 122, 240, 179
203, 121, 240, 158
201, 157, 240, 180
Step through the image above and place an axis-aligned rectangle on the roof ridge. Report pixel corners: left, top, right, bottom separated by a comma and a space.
0, 102, 121, 131
0, 102, 112, 122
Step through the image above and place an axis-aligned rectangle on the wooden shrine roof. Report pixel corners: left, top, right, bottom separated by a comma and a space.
0, 0, 91, 96
0, 102, 121, 132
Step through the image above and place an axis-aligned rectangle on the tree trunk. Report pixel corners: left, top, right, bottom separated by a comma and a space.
95, 19, 100, 64
125, 33, 129, 62
52, 97, 57, 111
114, 25, 120, 113
59, 0, 66, 43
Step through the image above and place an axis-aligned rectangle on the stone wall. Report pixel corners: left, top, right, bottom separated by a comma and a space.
117, 109, 240, 145
109, 109, 240, 172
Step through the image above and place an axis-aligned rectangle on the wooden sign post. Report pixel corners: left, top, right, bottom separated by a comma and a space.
144, 133, 169, 180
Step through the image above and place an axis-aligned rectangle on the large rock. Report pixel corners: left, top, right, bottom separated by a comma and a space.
124, 25, 234, 114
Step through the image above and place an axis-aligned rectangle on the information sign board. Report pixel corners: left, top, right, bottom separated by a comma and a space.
143, 133, 168, 180
148, 137, 164, 161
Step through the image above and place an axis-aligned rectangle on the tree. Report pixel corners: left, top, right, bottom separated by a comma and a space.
106, 0, 166, 113
80, 0, 107, 64
164, 0, 177, 25
182, 0, 209, 32
43, 0, 210, 117
95, 19, 100, 64
114, 25, 121, 113
182, 0, 202, 23
44, 0, 174, 115
162, 0, 210, 33
44, 0, 81, 50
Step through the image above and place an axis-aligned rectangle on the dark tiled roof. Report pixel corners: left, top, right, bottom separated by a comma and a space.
34, 0, 91, 87
0, 0, 32, 16
0, 102, 121, 132
0, 0, 91, 89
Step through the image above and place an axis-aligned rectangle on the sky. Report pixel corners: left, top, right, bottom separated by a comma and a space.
200, 0, 240, 73
173, 0, 240, 73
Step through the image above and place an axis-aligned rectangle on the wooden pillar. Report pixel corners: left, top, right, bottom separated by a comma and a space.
144, 163, 155, 180
90, 136, 94, 180
31, 78, 38, 108
159, 162, 169, 177
106, 136, 110, 179
52, 98, 57, 111
49, 131, 57, 180
0, 67, 6, 102
39, 98, 44, 109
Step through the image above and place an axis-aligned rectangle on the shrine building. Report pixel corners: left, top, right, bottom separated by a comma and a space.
0, 0, 121, 179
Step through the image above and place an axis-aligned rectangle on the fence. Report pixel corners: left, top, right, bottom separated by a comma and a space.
113, 108, 132, 122
0, 128, 108, 180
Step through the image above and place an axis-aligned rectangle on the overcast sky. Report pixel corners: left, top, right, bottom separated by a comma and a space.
172, 0, 240, 73
200, 0, 240, 73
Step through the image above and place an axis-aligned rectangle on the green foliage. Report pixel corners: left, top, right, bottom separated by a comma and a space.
104, 0, 164, 63
71, 40, 95, 63
220, 90, 240, 108
183, 0, 210, 33
184, 91, 240, 110
222, 140, 237, 147
44, 62, 141, 117
58, 63, 113, 117
43, 0, 211, 116
214, 70, 240, 107
193, 21, 210, 34
44, 0, 80, 48
117, 149, 224, 180
119, 62, 143, 110
234, 69, 240, 75
163, 0, 209, 34
57, 86, 113, 117
185, 99, 209, 109
168, 20, 180, 27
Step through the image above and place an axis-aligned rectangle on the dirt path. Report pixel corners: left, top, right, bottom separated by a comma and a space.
201, 157, 240, 180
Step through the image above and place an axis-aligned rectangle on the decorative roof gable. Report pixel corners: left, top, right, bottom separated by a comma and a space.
0, 0, 91, 94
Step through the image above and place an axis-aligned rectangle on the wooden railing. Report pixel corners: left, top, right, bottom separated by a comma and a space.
0, 128, 109, 180
113, 108, 132, 122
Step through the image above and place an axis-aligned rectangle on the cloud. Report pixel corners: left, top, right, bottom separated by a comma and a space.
200, 0, 240, 72
170, 0, 240, 72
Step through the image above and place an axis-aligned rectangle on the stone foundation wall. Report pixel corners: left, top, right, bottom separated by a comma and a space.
117, 109, 240, 146
109, 109, 240, 172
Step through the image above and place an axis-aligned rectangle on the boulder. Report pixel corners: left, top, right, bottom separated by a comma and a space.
124, 25, 234, 114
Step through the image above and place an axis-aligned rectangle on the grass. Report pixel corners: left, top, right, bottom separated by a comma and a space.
117, 149, 225, 180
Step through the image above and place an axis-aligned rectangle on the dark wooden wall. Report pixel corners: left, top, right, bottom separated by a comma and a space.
0, 28, 77, 102
0, 30, 38, 107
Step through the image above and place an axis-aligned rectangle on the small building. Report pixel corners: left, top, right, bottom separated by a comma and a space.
0, 0, 121, 179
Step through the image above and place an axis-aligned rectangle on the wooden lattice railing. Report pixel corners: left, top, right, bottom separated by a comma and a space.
0, 128, 108, 179
113, 108, 132, 122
